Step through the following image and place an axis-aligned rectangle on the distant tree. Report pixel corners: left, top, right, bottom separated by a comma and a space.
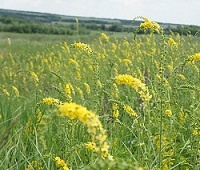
108, 24, 123, 32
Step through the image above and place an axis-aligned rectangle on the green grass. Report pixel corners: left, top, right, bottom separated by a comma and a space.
0, 27, 200, 170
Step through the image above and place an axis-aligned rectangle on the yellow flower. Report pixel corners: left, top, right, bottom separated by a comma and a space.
84, 83, 91, 94
43, 97, 61, 105
112, 103, 119, 118
55, 157, 70, 170
101, 33, 109, 41
115, 74, 152, 102
30, 71, 39, 85
178, 74, 186, 80
71, 42, 93, 54
139, 17, 161, 33
190, 53, 200, 61
193, 128, 199, 136
123, 59, 132, 65
86, 142, 97, 152
3, 89, 10, 96
65, 84, 72, 101
97, 80, 102, 88
165, 110, 172, 117
69, 59, 79, 67
8, 38, 11, 45
59, 102, 112, 159
168, 37, 178, 48
123, 105, 137, 117
12, 86, 19, 96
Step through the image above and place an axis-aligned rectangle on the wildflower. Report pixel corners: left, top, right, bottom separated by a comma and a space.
71, 42, 93, 54
59, 102, 112, 159
112, 103, 119, 118
30, 71, 39, 85
97, 80, 102, 88
65, 84, 71, 96
69, 59, 79, 67
165, 110, 172, 117
193, 128, 199, 136
65, 84, 72, 101
43, 97, 61, 105
139, 17, 161, 33
84, 83, 91, 94
55, 157, 70, 170
12, 86, 19, 96
3, 89, 10, 96
168, 37, 178, 48
86, 142, 97, 152
123, 59, 132, 65
190, 53, 200, 62
177, 74, 186, 80
101, 33, 109, 41
8, 38, 11, 45
115, 74, 152, 102
123, 105, 137, 117
76, 87, 84, 100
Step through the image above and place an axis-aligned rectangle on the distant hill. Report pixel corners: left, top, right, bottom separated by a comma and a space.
0, 8, 180, 28
0, 8, 199, 36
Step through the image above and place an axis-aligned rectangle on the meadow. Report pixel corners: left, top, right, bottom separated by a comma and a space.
0, 18, 199, 170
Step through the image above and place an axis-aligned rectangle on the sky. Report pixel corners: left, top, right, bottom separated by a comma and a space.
1, 0, 200, 26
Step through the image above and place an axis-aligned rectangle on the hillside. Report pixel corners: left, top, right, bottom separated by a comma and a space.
0, 8, 199, 35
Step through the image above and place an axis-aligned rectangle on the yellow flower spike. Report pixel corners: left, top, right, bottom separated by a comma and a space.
30, 71, 39, 85
190, 53, 200, 62
64, 84, 72, 101
139, 17, 161, 33
71, 42, 93, 54
123, 105, 137, 117
115, 74, 152, 102
55, 157, 70, 170
59, 102, 112, 159
8, 38, 11, 45
112, 103, 119, 118
3, 89, 10, 96
168, 37, 178, 48
84, 83, 91, 95
43, 97, 62, 105
69, 59, 79, 67
12, 86, 19, 96
101, 32, 109, 41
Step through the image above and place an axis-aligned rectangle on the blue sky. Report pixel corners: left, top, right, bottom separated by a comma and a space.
1, 0, 200, 26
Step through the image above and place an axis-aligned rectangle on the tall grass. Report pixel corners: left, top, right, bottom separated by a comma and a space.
0, 19, 199, 170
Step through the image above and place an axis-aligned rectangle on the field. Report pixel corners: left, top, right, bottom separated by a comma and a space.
0, 19, 200, 170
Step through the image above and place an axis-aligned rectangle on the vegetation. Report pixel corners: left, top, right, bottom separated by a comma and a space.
0, 9, 199, 36
0, 15, 200, 170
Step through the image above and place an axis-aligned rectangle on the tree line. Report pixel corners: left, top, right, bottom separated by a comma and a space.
0, 17, 199, 36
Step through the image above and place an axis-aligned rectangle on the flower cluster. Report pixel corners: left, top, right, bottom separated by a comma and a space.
190, 53, 200, 62
123, 105, 137, 117
30, 71, 39, 85
71, 42, 93, 54
168, 38, 178, 48
59, 102, 112, 159
101, 33, 109, 41
55, 157, 70, 170
43, 97, 62, 105
139, 17, 160, 33
65, 84, 72, 101
115, 74, 152, 102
